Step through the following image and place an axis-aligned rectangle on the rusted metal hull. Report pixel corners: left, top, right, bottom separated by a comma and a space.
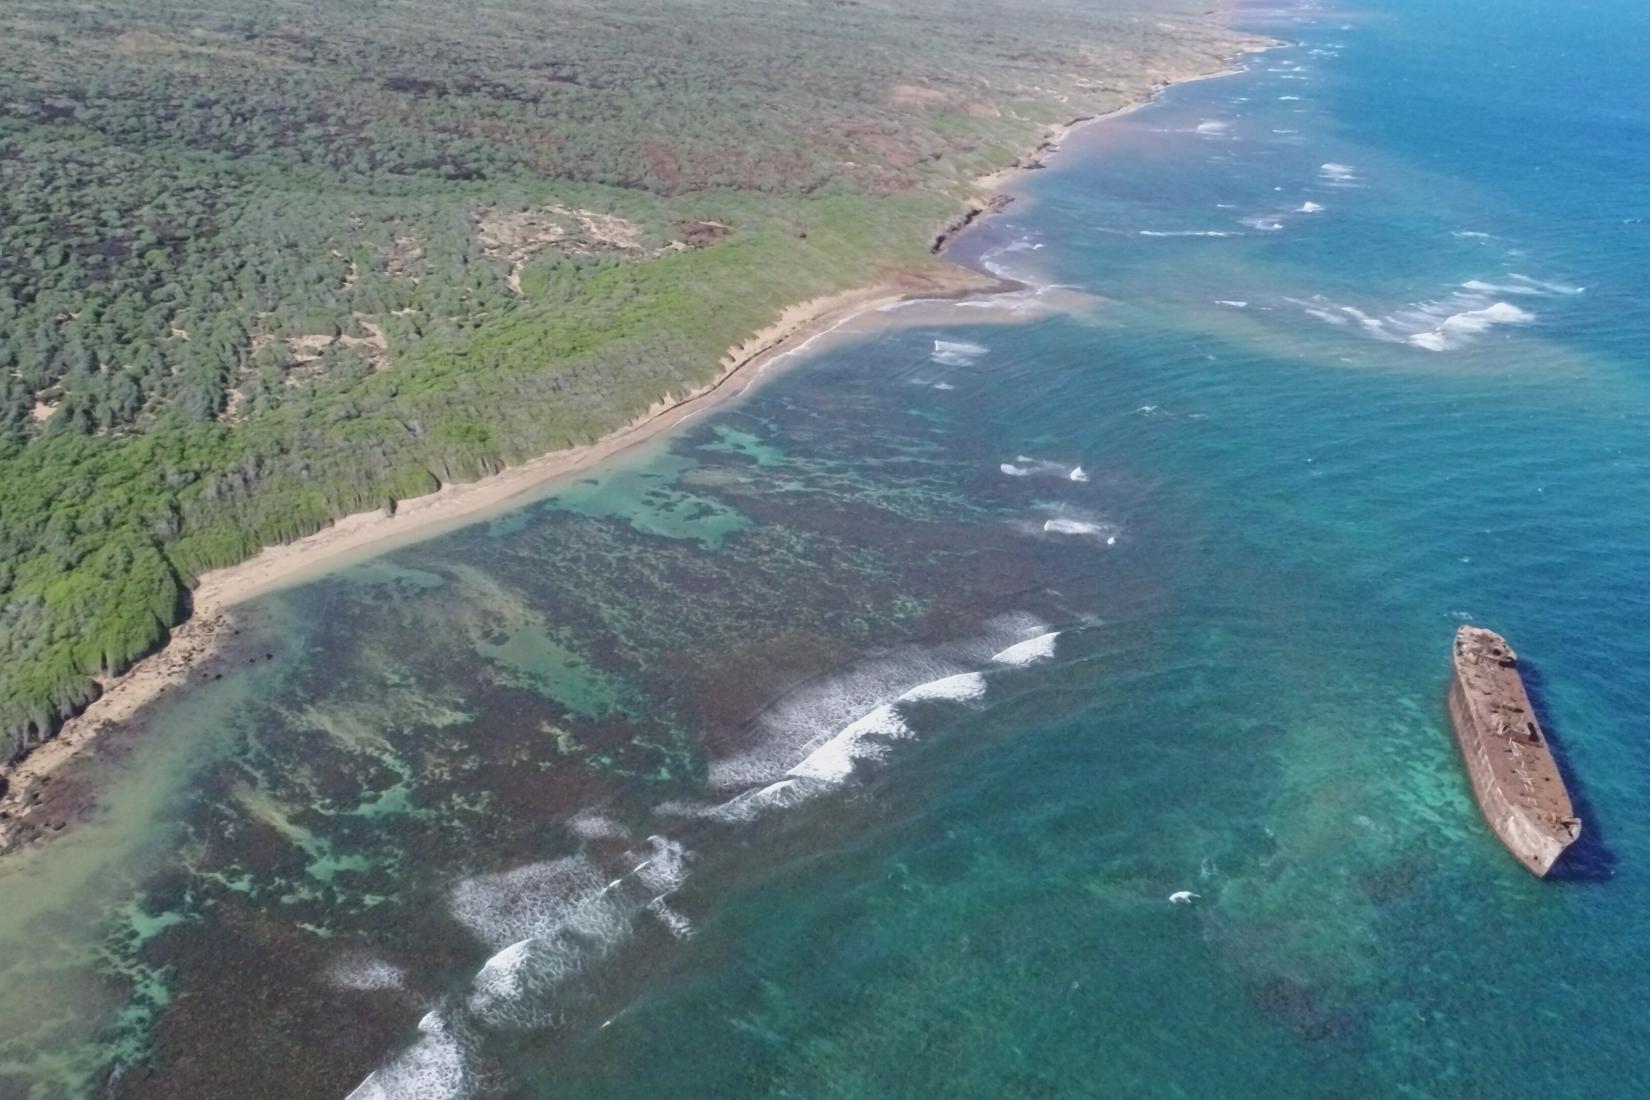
1447, 627, 1580, 877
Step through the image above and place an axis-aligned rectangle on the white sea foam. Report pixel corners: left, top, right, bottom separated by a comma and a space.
1240, 216, 1284, 232
1215, 300, 1249, 308
980, 238, 1045, 280
899, 672, 988, 703
1339, 304, 1396, 339
1294, 273, 1560, 351
1016, 502, 1120, 545
648, 899, 695, 939
990, 631, 1061, 667
453, 836, 692, 1027
470, 939, 533, 1010
1296, 304, 1346, 326
633, 835, 691, 895
346, 1011, 471, 1100
708, 639, 1027, 812
1406, 302, 1535, 351
1298, 201, 1324, 213
450, 857, 609, 951
1278, 95, 1302, 101
1000, 456, 1086, 480
948, 283, 1086, 318
330, 956, 409, 992
709, 651, 969, 790
1138, 229, 1239, 238
932, 382, 956, 391
786, 703, 912, 783
931, 339, 988, 366
1463, 274, 1583, 296
1043, 518, 1112, 537
700, 776, 823, 823
1509, 274, 1583, 294
566, 810, 628, 840
763, 669, 988, 787
1318, 162, 1358, 184
704, 615, 1062, 817
1195, 120, 1228, 135
981, 611, 1054, 650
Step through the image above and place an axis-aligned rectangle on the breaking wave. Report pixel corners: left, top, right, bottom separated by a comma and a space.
785, 702, 912, 783
1406, 302, 1535, 351
702, 615, 1064, 821
1461, 274, 1583, 296
1019, 503, 1120, 545
452, 836, 693, 1029
932, 339, 988, 366
991, 632, 1061, 667
1318, 162, 1358, 185
1290, 272, 1572, 351
1043, 518, 1117, 541
768, 669, 988, 785
979, 237, 1045, 280
346, 1011, 471, 1100
900, 671, 990, 703
708, 649, 974, 791
999, 456, 1087, 481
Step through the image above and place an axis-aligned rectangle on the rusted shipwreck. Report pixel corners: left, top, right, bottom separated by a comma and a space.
1447, 626, 1581, 876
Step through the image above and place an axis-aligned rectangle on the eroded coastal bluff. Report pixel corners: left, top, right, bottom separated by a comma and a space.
1447, 626, 1581, 877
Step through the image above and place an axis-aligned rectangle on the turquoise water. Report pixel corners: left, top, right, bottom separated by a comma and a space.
3, 0, 1650, 1095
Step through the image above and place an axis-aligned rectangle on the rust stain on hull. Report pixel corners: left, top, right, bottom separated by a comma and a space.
1447, 626, 1581, 877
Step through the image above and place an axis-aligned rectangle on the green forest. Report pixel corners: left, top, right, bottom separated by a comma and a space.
0, 0, 1243, 759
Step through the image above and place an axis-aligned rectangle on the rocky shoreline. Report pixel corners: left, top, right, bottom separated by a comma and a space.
0, 612, 244, 852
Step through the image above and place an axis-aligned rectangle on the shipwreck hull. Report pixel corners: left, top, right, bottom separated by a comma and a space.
1447, 627, 1580, 877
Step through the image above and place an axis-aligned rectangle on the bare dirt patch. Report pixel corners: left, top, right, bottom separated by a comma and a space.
476, 205, 656, 292
382, 235, 427, 281
284, 314, 390, 372
889, 83, 950, 109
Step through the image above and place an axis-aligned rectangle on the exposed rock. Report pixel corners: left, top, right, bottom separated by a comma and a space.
930, 193, 1014, 254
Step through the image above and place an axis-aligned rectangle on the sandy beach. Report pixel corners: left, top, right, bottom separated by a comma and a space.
0, 41, 1272, 853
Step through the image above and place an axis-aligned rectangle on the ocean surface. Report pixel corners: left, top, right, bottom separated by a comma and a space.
3, 0, 1649, 1095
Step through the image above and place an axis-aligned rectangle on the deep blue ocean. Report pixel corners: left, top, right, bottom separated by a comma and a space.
2, 0, 1648, 1096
